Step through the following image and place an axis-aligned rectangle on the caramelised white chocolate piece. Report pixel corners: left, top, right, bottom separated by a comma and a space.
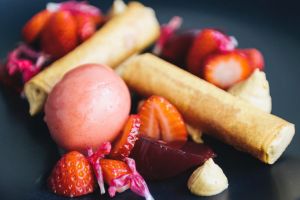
187, 159, 228, 196
229, 69, 272, 113
186, 124, 203, 143
117, 53, 295, 164
24, 2, 160, 115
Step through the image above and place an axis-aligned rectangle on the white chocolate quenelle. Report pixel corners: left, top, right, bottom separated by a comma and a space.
187, 159, 228, 196
228, 69, 272, 113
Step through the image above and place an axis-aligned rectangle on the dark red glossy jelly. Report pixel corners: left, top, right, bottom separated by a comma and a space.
130, 136, 215, 180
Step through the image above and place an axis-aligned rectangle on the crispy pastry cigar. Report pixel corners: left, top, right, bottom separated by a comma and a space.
117, 53, 295, 164
24, 2, 159, 115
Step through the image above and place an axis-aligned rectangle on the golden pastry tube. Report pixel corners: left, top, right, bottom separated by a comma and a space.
117, 53, 295, 164
24, 2, 160, 115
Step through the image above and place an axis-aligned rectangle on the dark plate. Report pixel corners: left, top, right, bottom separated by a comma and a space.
0, 0, 299, 200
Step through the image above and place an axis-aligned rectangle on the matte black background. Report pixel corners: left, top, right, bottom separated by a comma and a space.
0, 0, 299, 200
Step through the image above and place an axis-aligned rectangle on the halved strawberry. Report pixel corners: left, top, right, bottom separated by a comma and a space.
40, 10, 78, 58
100, 159, 131, 185
101, 158, 153, 200
22, 9, 53, 44
74, 13, 97, 42
48, 151, 95, 197
239, 48, 264, 71
110, 115, 141, 160
138, 95, 187, 142
186, 29, 236, 76
57, 1, 103, 25
203, 51, 252, 89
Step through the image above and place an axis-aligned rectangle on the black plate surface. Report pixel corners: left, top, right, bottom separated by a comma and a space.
0, 0, 300, 200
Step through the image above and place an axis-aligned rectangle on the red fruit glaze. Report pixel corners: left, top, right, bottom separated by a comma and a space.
186, 29, 237, 76
110, 115, 141, 160
22, 9, 53, 44
203, 51, 252, 89
240, 48, 264, 70
130, 136, 216, 180
48, 151, 95, 197
41, 10, 78, 58
139, 95, 187, 142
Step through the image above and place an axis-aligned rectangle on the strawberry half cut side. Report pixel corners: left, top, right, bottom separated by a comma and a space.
139, 95, 187, 143
203, 51, 252, 89
110, 115, 141, 160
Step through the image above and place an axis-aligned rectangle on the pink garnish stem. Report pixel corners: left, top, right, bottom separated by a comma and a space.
95, 159, 106, 194
108, 158, 154, 200
87, 142, 111, 195
153, 16, 182, 55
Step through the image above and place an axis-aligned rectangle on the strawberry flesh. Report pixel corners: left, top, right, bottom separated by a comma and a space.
41, 10, 78, 58
203, 51, 252, 89
110, 115, 141, 160
22, 9, 53, 44
100, 159, 131, 184
74, 13, 97, 42
239, 48, 264, 71
139, 95, 187, 142
186, 29, 237, 76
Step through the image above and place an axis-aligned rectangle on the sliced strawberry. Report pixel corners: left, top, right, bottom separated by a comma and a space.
22, 9, 53, 44
239, 48, 264, 71
74, 13, 97, 42
203, 51, 252, 89
100, 159, 131, 185
41, 10, 78, 58
186, 29, 237, 76
57, 1, 103, 24
48, 151, 95, 197
110, 115, 141, 160
139, 95, 187, 142
101, 158, 153, 200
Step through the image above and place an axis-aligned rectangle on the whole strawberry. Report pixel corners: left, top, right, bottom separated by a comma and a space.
48, 151, 95, 197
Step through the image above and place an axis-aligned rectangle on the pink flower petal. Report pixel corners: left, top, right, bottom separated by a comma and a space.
5, 44, 50, 83
108, 158, 154, 200
47, 1, 101, 17
153, 16, 182, 55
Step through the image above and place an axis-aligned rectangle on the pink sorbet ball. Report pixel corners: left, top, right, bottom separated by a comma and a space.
44, 64, 131, 151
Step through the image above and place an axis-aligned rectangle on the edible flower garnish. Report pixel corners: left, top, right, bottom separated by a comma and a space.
87, 142, 111, 195
153, 16, 182, 55
108, 158, 154, 200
